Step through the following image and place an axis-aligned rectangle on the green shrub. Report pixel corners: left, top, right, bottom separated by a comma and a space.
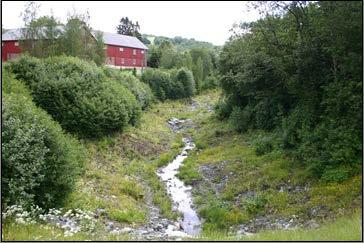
102, 67, 154, 109
141, 68, 172, 101
321, 167, 350, 183
8, 56, 141, 137
201, 73, 219, 91
214, 97, 234, 120
2, 81, 85, 209
4, 55, 45, 88
229, 106, 252, 133
255, 136, 274, 156
242, 194, 267, 215
141, 67, 195, 101
170, 67, 196, 98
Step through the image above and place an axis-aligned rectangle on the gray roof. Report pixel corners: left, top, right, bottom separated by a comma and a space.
93, 31, 148, 50
2, 27, 64, 41
2, 29, 25, 41
3, 28, 148, 50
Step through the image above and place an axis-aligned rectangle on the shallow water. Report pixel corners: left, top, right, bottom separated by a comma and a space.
157, 137, 201, 236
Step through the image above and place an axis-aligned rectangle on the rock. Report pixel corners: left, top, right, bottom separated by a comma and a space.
110, 229, 120, 235
120, 227, 133, 233
95, 208, 107, 218
306, 220, 319, 229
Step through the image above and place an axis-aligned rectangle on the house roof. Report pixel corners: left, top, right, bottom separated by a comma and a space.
93, 31, 148, 50
3, 28, 148, 50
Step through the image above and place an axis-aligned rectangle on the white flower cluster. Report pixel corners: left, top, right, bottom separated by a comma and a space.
39, 208, 98, 237
3, 205, 99, 237
2, 205, 41, 225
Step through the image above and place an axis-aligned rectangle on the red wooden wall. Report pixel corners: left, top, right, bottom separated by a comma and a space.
105, 45, 146, 67
2, 41, 22, 61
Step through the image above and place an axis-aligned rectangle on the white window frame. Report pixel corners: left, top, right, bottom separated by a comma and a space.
141, 50, 144, 54
121, 58, 125, 64
133, 49, 137, 55
119, 47, 123, 52
14, 42, 19, 46
133, 59, 136, 65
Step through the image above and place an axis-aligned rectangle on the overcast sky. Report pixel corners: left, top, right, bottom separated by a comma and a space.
2, 1, 261, 46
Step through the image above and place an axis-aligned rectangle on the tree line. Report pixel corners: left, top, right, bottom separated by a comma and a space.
217, 1, 362, 181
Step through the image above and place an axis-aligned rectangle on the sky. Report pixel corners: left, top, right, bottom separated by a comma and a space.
1, 1, 261, 46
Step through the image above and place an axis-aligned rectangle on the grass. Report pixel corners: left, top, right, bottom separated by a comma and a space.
2, 222, 130, 241
196, 210, 362, 241
176, 100, 362, 232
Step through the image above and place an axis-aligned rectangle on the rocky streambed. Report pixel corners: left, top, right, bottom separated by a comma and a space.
157, 119, 202, 236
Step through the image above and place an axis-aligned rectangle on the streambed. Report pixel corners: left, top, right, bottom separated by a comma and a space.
157, 118, 202, 236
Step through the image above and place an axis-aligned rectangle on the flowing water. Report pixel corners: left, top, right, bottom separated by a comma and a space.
157, 120, 202, 236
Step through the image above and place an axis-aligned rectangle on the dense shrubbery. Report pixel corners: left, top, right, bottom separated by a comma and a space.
2, 72, 85, 209
102, 67, 154, 109
141, 68, 195, 101
3, 55, 44, 88
6, 56, 141, 137
217, 1, 362, 180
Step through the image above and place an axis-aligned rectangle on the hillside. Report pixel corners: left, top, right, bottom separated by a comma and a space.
143, 34, 220, 51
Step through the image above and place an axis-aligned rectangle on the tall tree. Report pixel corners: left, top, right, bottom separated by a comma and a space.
116, 17, 148, 43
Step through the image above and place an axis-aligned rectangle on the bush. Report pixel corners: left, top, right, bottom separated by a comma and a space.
255, 136, 274, 156
2, 77, 85, 209
141, 68, 195, 101
4, 55, 45, 88
229, 106, 252, 133
102, 67, 154, 109
8, 56, 141, 137
201, 73, 219, 91
141, 68, 172, 101
321, 167, 350, 183
170, 67, 195, 98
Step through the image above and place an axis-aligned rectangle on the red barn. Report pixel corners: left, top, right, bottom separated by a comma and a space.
95, 31, 148, 69
2, 28, 148, 69
2, 29, 23, 61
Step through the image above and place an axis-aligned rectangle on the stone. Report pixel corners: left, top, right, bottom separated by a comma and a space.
306, 220, 319, 229
120, 227, 133, 233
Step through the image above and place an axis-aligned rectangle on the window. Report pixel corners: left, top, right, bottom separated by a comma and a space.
14, 42, 19, 46
133, 59, 136, 65
7, 53, 20, 60
106, 57, 115, 65
141, 50, 144, 54
133, 49, 136, 55
119, 47, 123, 52
121, 58, 125, 64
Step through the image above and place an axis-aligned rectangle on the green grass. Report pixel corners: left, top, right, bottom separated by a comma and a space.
196, 210, 362, 241
2, 222, 130, 241
175, 102, 362, 231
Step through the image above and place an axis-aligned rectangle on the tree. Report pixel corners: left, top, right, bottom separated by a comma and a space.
192, 57, 203, 91
218, 1, 362, 179
20, 1, 41, 55
147, 45, 162, 68
116, 17, 144, 42
92, 31, 106, 66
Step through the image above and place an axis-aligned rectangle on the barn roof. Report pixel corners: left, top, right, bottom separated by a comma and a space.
2, 28, 26, 41
2, 27, 65, 41
3, 28, 148, 50
93, 31, 148, 50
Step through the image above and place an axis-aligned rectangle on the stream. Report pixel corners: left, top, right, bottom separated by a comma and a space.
157, 118, 202, 236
